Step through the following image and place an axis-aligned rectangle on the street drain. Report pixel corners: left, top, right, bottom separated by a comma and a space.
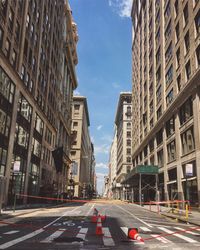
54, 236, 84, 243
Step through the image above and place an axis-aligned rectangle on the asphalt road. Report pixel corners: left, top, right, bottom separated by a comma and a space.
0, 200, 200, 249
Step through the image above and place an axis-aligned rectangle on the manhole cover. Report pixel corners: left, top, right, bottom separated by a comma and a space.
54, 237, 84, 243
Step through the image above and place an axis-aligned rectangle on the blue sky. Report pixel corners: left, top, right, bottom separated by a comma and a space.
69, 0, 133, 194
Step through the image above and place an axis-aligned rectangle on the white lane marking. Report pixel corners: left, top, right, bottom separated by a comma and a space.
174, 227, 200, 236
76, 228, 88, 240
0, 206, 81, 249
103, 228, 115, 246
158, 227, 198, 243
150, 234, 172, 243
41, 229, 65, 243
0, 229, 44, 249
3, 231, 19, 235
140, 227, 151, 232
86, 203, 95, 217
121, 227, 128, 236
115, 205, 152, 228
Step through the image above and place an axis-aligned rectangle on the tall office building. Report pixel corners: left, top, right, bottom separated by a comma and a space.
70, 96, 94, 198
131, 0, 200, 206
0, 0, 78, 205
112, 92, 132, 199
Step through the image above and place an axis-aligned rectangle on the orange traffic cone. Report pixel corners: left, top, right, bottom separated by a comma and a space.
128, 228, 144, 242
96, 215, 104, 235
91, 208, 98, 223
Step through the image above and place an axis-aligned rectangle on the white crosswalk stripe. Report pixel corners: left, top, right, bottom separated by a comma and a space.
103, 227, 115, 246
140, 226, 151, 232
174, 227, 200, 236
3, 231, 19, 235
158, 227, 198, 243
41, 229, 65, 243
150, 234, 172, 243
76, 228, 88, 240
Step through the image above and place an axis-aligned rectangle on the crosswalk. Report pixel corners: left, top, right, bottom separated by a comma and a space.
1, 225, 200, 248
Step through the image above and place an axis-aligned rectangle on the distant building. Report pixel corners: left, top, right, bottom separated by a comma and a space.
0, 0, 78, 205
112, 92, 132, 200
131, 0, 200, 206
70, 96, 93, 198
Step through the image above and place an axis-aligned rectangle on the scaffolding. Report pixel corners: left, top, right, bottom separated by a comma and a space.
122, 165, 159, 205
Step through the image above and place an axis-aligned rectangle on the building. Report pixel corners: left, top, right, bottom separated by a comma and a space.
108, 126, 117, 199
113, 92, 132, 200
70, 96, 93, 198
0, 0, 78, 205
131, 0, 200, 206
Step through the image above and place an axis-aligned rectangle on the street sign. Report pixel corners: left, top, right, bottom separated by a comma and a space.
185, 164, 193, 177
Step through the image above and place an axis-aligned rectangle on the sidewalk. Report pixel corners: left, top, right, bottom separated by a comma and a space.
142, 204, 200, 227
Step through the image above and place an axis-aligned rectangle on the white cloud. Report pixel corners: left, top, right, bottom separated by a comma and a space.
101, 134, 113, 143
74, 90, 81, 96
97, 125, 103, 131
112, 82, 121, 89
94, 144, 110, 155
96, 163, 107, 169
108, 0, 132, 18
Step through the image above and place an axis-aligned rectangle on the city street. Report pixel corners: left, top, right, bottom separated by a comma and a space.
0, 201, 200, 249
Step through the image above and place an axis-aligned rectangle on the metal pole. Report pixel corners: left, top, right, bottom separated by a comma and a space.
139, 173, 142, 206
131, 188, 134, 203
13, 193, 17, 212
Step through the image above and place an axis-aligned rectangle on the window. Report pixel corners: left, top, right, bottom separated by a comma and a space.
0, 27, 3, 48
26, 13, 30, 28
127, 131, 131, 138
127, 157, 131, 163
156, 128, 163, 145
195, 10, 200, 37
185, 60, 191, 80
127, 148, 131, 155
15, 124, 29, 149
179, 97, 193, 125
25, 72, 29, 87
21, 65, 25, 80
184, 31, 190, 54
127, 122, 131, 129
167, 140, 176, 162
150, 118, 154, 129
74, 104, 80, 111
18, 94, 32, 122
165, 21, 171, 41
127, 139, 131, 146
166, 88, 174, 106
11, 50, 17, 67
149, 138, 154, 152
174, 0, 178, 18
0, 109, 11, 137
156, 66, 161, 84
166, 115, 175, 137
165, 42, 172, 64
183, 3, 189, 27
32, 138, 42, 157
157, 106, 162, 120
196, 44, 200, 67
8, 8, 14, 31
181, 127, 195, 155
176, 48, 180, 69
166, 65, 173, 86
177, 74, 181, 91
156, 85, 162, 103
175, 23, 180, 43
0, 67, 15, 104
0, 147, 7, 175
157, 149, 163, 167
5, 39, 10, 58
15, 22, 20, 42
164, 1, 171, 23
156, 47, 160, 66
